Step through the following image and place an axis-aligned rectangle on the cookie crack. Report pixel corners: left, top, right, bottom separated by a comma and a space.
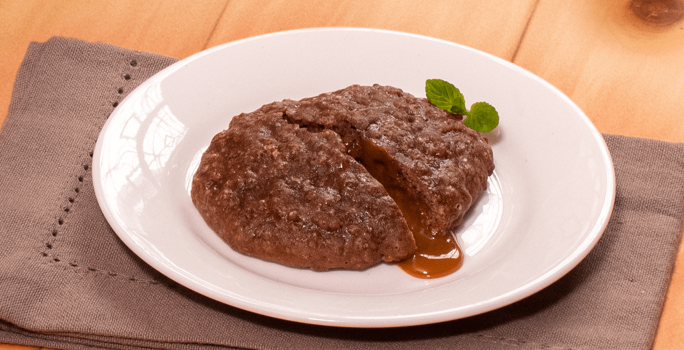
278, 104, 466, 277
280, 110, 432, 240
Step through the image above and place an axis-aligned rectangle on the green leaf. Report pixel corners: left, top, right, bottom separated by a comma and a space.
425, 79, 500, 132
425, 79, 467, 115
464, 102, 499, 133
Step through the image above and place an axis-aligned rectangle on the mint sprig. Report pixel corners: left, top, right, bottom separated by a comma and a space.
425, 79, 499, 133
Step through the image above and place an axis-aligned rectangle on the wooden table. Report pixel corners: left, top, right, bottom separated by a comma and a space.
1, 0, 683, 348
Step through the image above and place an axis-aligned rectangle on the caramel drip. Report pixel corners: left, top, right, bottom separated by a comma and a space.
283, 113, 464, 278
352, 137, 462, 279
396, 229, 462, 279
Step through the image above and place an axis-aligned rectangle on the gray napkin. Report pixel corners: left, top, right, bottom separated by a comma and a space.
1, 37, 683, 350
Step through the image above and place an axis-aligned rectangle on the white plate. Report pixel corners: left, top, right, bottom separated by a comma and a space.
93, 28, 615, 328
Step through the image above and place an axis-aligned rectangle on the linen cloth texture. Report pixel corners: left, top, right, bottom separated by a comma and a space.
1, 37, 683, 350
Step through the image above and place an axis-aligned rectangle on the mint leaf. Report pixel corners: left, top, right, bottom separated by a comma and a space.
425, 79, 500, 133
426, 79, 467, 115
464, 102, 499, 133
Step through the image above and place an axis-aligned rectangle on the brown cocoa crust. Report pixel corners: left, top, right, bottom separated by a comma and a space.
281, 84, 494, 235
191, 84, 494, 271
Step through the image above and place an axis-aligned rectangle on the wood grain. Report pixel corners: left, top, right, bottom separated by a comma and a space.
1, 0, 683, 349
0, 3, 223, 348
205, 0, 538, 60
513, 0, 684, 143
514, 1, 684, 348
0, 346, 41, 350
0, 0, 227, 130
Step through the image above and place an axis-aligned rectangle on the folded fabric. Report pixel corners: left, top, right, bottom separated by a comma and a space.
1, 37, 683, 350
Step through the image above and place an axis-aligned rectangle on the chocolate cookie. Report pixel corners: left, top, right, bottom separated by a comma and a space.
191, 84, 494, 272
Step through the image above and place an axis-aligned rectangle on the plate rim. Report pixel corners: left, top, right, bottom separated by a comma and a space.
93, 27, 616, 328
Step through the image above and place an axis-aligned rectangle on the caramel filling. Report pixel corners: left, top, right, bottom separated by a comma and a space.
348, 137, 462, 279
284, 114, 463, 278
